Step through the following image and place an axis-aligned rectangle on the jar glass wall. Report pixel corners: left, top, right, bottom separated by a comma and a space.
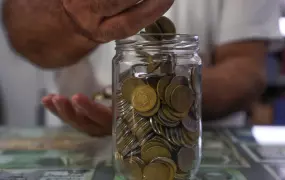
112, 34, 202, 180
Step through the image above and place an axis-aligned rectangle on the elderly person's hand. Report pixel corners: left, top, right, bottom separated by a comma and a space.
42, 93, 112, 137
3, 0, 174, 68
62, 0, 175, 42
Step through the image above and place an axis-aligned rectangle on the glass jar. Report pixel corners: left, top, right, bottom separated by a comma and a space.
112, 34, 202, 180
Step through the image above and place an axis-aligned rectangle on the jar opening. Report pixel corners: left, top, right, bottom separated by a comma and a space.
115, 34, 199, 53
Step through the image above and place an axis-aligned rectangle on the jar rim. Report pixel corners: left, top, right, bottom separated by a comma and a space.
115, 33, 199, 53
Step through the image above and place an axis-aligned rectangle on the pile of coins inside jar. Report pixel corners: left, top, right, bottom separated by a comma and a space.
115, 16, 201, 180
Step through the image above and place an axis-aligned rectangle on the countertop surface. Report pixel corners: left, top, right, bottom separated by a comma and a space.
0, 126, 284, 180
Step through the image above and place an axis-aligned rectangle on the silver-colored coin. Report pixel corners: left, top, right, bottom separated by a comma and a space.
177, 147, 196, 172
130, 117, 147, 131
178, 128, 192, 148
164, 128, 173, 145
157, 110, 180, 127
121, 135, 139, 156
182, 116, 198, 132
191, 67, 201, 94
173, 128, 183, 146
169, 128, 180, 146
174, 172, 190, 180
125, 148, 141, 158
104, 86, 113, 98
140, 132, 155, 146
150, 118, 160, 135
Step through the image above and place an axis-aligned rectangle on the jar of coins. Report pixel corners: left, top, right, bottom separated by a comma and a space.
112, 17, 202, 180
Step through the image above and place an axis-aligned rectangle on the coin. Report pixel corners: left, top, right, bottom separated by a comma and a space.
156, 16, 176, 39
149, 136, 173, 151
141, 140, 166, 153
127, 156, 145, 168
164, 83, 179, 106
137, 99, 161, 117
135, 121, 152, 140
177, 147, 196, 172
151, 157, 177, 178
191, 67, 201, 94
93, 92, 105, 101
146, 76, 160, 89
143, 163, 171, 180
171, 85, 194, 113
165, 105, 188, 119
161, 105, 181, 122
160, 60, 173, 74
124, 158, 143, 180
141, 145, 171, 164
173, 76, 189, 86
121, 77, 145, 102
145, 22, 163, 40
157, 76, 173, 102
154, 113, 179, 128
139, 31, 158, 41
182, 116, 198, 132
131, 85, 157, 112
103, 86, 113, 98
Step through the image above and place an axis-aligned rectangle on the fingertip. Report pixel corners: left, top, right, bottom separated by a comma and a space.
41, 94, 55, 105
52, 95, 67, 103
72, 93, 90, 103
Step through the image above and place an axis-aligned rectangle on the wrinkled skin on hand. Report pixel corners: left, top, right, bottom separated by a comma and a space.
62, 0, 174, 42
42, 94, 112, 137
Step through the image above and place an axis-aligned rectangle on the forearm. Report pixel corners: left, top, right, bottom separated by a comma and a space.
202, 58, 266, 121
2, 0, 97, 69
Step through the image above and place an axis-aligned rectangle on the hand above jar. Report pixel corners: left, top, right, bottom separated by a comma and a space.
3, 0, 174, 68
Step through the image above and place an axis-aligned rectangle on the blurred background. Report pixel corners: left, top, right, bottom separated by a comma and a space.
1, 1, 285, 127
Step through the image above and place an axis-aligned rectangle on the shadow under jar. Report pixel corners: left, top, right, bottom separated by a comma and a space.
112, 34, 202, 180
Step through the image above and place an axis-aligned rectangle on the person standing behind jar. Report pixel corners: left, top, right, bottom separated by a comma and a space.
2, 0, 283, 136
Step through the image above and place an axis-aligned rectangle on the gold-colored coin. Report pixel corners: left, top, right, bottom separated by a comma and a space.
155, 16, 176, 39
165, 105, 188, 119
137, 99, 161, 117
164, 83, 179, 106
115, 152, 123, 161
164, 76, 189, 106
139, 31, 158, 41
126, 156, 145, 169
132, 85, 157, 112
141, 140, 166, 153
124, 158, 143, 180
145, 22, 163, 40
161, 105, 181, 121
135, 121, 152, 140
155, 113, 180, 128
143, 163, 171, 180
149, 136, 173, 151
171, 85, 194, 113
131, 117, 147, 133
157, 76, 173, 102
121, 77, 145, 102
151, 157, 177, 179
92, 92, 105, 101
141, 146, 171, 164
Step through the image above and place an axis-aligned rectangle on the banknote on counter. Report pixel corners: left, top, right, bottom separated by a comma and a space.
0, 169, 96, 180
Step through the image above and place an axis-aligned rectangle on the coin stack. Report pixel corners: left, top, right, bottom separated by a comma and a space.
115, 16, 201, 180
